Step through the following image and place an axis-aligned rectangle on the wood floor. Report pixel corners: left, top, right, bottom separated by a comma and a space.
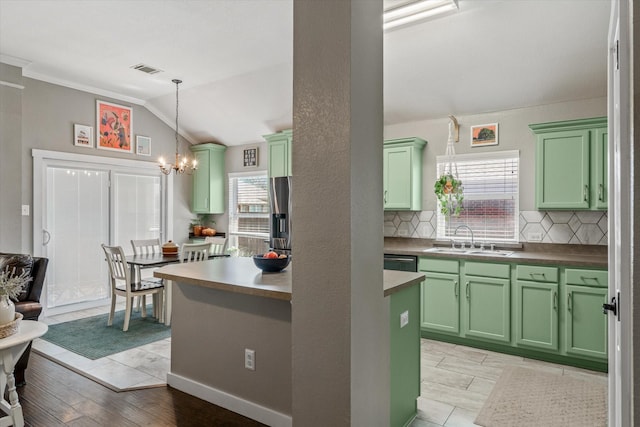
17, 353, 266, 426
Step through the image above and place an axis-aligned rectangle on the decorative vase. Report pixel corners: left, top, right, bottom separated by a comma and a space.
193, 225, 203, 236
0, 295, 15, 325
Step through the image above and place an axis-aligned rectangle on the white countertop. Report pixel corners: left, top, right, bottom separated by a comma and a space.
154, 257, 424, 301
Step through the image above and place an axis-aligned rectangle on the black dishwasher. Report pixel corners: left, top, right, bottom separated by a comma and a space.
383, 254, 418, 272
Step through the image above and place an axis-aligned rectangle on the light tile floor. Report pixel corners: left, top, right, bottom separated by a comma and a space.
32, 301, 171, 391
33, 304, 608, 425
410, 339, 608, 427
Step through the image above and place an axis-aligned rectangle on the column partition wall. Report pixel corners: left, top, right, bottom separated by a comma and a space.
32, 149, 172, 316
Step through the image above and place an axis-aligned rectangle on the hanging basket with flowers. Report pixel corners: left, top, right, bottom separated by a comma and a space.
434, 173, 464, 216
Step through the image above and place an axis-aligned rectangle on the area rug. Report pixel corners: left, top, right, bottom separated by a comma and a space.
474, 366, 606, 427
40, 307, 171, 360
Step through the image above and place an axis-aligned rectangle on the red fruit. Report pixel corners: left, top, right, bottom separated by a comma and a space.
263, 251, 279, 259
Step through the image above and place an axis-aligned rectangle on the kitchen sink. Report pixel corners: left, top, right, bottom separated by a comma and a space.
423, 247, 514, 257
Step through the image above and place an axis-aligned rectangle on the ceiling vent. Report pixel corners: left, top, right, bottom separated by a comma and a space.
130, 63, 163, 75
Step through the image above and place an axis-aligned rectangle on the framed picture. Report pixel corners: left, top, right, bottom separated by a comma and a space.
471, 123, 498, 147
136, 135, 151, 156
73, 124, 94, 148
96, 100, 133, 152
243, 146, 258, 168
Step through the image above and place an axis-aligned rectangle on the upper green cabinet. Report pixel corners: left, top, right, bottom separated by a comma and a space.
383, 137, 426, 211
529, 117, 607, 210
263, 129, 293, 177
190, 143, 227, 214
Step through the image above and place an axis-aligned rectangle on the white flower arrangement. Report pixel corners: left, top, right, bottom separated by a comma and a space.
0, 269, 31, 300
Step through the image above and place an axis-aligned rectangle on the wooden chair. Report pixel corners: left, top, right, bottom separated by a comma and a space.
101, 244, 164, 332
181, 242, 211, 263
204, 236, 227, 256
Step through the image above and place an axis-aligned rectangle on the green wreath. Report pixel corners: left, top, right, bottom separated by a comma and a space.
434, 173, 464, 216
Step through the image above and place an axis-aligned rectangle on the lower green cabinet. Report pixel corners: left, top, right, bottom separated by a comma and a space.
390, 283, 421, 427
564, 285, 608, 360
463, 274, 510, 343
515, 280, 558, 351
421, 272, 459, 334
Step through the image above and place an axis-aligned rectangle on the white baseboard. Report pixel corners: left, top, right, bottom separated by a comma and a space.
167, 372, 292, 427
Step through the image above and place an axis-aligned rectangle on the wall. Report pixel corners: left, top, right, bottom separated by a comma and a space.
383, 96, 608, 244
0, 63, 24, 252
0, 65, 195, 252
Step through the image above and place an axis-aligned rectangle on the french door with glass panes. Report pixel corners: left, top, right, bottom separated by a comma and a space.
33, 151, 166, 314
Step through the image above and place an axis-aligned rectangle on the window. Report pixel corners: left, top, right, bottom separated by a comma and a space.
228, 171, 270, 255
436, 150, 519, 243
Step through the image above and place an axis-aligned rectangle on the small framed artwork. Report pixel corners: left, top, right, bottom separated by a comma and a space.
471, 123, 498, 147
243, 146, 258, 168
96, 100, 133, 152
73, 124, 94, 148
136, 135, 151, 156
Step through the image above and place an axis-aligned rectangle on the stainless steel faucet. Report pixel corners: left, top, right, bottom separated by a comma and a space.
454, 225, 475, 249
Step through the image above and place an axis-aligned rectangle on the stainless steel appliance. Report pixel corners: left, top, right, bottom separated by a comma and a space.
269, 176, 292, 253
383, 254, 418, 272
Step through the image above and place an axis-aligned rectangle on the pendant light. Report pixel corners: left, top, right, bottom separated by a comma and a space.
159, 79, 197, 175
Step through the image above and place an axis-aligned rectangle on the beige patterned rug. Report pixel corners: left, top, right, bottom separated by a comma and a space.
475, 366, 607, 427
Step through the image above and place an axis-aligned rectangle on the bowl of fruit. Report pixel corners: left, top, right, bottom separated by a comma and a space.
253, 251, 291, 273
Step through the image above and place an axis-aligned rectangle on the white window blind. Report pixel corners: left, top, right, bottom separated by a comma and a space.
436, 150, 519, 242
228, 171, 270, 256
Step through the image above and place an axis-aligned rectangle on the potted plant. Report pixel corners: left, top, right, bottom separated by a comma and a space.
0, 269, 31, 325
434, 173, 464, 216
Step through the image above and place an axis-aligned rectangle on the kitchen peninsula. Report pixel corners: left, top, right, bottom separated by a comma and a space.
154, 257, 424, 427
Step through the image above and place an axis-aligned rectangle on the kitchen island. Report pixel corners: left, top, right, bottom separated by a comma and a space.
154, 257, 424, 427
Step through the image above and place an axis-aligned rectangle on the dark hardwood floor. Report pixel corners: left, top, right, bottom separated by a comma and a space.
17, 353, 267, 426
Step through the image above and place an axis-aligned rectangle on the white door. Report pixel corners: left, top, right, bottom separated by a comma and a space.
607, 0, 632, 425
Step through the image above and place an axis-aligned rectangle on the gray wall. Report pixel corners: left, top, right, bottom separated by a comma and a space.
0, 65, 195, 253
384, 96, 607, 212
0, 63, 24, 252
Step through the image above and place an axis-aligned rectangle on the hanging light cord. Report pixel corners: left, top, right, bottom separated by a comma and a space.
173, 79, 181, 158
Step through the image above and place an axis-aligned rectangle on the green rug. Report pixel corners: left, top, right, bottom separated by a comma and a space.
41, 307, 171, 360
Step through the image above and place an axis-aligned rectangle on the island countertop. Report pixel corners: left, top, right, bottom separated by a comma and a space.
154, 257, 424, 301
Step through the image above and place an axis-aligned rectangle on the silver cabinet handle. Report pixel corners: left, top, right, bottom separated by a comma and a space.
384, 190, 388, 204
598, 184, 603, 201
584, 185, 589, 202
454, 280, 458, 297
465, 281, 470, 299
529, 272, 546, 280
567, 292, 572, 311
553, 291, 557, 310
43, 229, 51, 246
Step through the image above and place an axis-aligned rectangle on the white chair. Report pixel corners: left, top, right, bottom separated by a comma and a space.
130, 238, 164, 310
101, 244, 164, 332
181, 242, 211, 263
204, 236, 227, 256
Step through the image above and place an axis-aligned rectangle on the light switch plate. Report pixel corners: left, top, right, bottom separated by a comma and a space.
21, 205, 29, 216
400, 310, 409, 328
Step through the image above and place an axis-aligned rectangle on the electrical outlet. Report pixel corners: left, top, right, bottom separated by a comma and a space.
527, 231, 542, 241
244, 349, 255, 371
400, 310, 409, 328
21, 205, 29, 216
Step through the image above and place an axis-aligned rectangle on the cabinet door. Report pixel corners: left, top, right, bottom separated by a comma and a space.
564, 285, 608, 360
515, 280, 558, 351
192, 150, 211, 213
384, 146, 412, 210
593, 128, 608, 209
421, 272, 459, 335
463, 276, 510, 343
268, 139, 289, 178
536, 130, 590, 209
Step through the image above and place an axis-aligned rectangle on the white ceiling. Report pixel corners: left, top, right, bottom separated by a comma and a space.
0, 0, 610, 146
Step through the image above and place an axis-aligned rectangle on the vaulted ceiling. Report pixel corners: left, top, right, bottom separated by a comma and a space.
0, 0, 610, 146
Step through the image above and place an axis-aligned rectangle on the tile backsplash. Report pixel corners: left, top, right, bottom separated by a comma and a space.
384, 210, 608, 245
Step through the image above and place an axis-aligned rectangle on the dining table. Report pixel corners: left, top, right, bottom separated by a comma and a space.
125, 253, 229, 325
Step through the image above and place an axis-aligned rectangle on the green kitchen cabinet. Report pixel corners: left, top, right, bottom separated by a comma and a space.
530, 117, 607, 210
514, 265, 559, 352
419, 258, 459, 335
462, 262, 511, 344
563, 268, 608, 360
263, 129, 293, 177
190, 143, 227, 214
390, 282, 421, 427
383, 137, 426, 211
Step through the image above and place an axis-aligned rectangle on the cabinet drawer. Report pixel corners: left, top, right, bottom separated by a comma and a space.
516, 265, 558, 283
565, 268, 608, 287
464, 262, 510, 279
419, 258, 459, 274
